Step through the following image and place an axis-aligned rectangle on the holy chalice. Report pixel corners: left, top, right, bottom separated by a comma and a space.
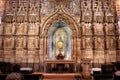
56, 39, 64, 59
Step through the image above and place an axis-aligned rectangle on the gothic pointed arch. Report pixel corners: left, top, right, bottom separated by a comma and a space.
41, 8, 79, 37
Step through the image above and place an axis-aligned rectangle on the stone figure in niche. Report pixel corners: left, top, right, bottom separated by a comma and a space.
4, 37, 13, 48
16, 37, 24, 48
28, 37, 38, 48
108, 24, 115, 35
95, 37, 104, 49
16, 23, 27, 34
106, 37, 116, 49
85, 23, 92, 35
28, 23, 39, 35
93, 23, 103, 35
109, 37, 116, 49
85, 38, 92, 48
5, 23, 14, 34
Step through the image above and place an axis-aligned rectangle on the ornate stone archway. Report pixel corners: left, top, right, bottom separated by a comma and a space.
41, 7, 79, 60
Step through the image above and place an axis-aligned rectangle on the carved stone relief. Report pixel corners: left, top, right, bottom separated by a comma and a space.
4, 50, 15, 62
106, 36, 116, 49
81, 37, 93, 49
105, 23, 115, 35
81, 23, 92, 35
4, 36, 14, 48
93, 23, 104, 35
82, 50, 93, 60
94, 50, 104, 65
27, 37, 39, 48
16, 50, 27, 63
94, 37, 104, 49
28, 23, 39, 35
16, 23, 28, 35
81, 11, 92, 22
28, 50, 39, 63
106, 50, 116, 63
16, 37, 26, 49
4, 23, 15, 34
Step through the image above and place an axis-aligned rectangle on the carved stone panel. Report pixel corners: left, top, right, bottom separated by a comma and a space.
28, 23, 39, 35
106, 36, 116, 49
106, 50, 116, 63
28, 50, 39, 63
93, 23, 104, 35
27, 36, 39, 49
5, 15, 14, 23
15, 36, 26, 49
85, 37, 93, 49
94, 37, 104, 49
81, 11, 92, 22
81, 23, 92, 35
81, 50, 93, 60
16, 50, 27, 63
93, 11, 104, 23
4, 23, 15, 35
94, 50, 105, 65
105, 12, 114, 23
16, 23, 28, 35
105, 23, 115, 35
92, 0, 102, 11
4, 50, 15, 63
4, 36, 14, 48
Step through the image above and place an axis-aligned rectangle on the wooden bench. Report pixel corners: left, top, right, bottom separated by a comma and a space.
0, 74, 43, 80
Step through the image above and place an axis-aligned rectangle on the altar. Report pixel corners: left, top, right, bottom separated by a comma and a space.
44, 60, 76, 73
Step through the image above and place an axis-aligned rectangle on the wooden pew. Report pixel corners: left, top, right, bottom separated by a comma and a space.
0, 74, 43, 80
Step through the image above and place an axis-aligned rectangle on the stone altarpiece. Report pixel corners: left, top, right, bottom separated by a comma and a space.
0, 0, 119, 72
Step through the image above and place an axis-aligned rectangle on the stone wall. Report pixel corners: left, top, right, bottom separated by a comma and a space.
0, 0, 120, 71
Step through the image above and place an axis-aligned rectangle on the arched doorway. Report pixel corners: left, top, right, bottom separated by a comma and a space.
49, 21, 72, 60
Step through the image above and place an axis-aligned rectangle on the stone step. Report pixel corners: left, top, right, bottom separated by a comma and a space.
43, 73, 80, 80
44, 78, 75, 80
